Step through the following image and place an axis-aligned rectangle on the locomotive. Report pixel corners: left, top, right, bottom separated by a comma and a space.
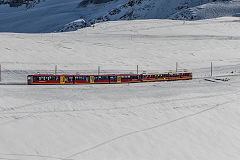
27, 72, 192, 85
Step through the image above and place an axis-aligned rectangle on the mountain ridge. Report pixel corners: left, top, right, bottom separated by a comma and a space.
0, 0, 239, 33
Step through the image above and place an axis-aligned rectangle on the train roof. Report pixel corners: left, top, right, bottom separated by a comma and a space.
142, 72, 192, 75
29, 74, 140, 76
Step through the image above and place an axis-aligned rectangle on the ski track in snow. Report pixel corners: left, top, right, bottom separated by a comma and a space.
65, 100, 233, 159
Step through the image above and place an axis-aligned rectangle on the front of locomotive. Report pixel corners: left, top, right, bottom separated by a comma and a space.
27, 75, 33, 85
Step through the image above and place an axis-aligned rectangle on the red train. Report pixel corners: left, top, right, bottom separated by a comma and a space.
27, 72, 192, 85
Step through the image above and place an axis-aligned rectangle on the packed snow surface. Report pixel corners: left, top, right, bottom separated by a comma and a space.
0, 17, 240, 160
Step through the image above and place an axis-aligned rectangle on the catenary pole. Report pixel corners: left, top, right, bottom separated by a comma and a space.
98, 66, 100, 75
55, 65, 57, 75
176, 62, 178, 72
137, 65, 138, 74
211, 62, 213, 77
0, 64, 1, 82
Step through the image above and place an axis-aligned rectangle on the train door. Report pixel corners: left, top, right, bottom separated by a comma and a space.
90, 76, 94, 84
60, 76, 65, 84
65, 76, 74, 84
117, 76, 121, 83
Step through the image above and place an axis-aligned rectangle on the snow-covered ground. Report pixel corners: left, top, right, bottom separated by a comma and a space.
0, 17, 240, 160
1, 76, 240, 160
1, 17, 240, 81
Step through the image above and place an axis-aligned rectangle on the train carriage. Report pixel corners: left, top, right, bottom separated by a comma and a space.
141, 72, 192, 82
141, 73, 169, 82
27, 75, 74, 85
120, 74, 141, 83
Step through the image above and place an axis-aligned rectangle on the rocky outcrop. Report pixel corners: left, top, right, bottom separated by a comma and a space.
0, 0, 43, 8
78, 0, 115, 7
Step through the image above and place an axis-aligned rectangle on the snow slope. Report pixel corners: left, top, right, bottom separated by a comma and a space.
0, 17, 240, 80
1, 0, 240, 32
0, 17, 240, 160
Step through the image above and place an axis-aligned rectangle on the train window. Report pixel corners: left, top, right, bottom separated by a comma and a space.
69, 77, 73, 82
98, 76, 107, 80
110, 76, 117, 81
100, 76, 104, 80
33, 76, 37, 82
76, 76, 85, 80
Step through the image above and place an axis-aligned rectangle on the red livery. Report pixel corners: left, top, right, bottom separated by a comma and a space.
27, 72, 192, 85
